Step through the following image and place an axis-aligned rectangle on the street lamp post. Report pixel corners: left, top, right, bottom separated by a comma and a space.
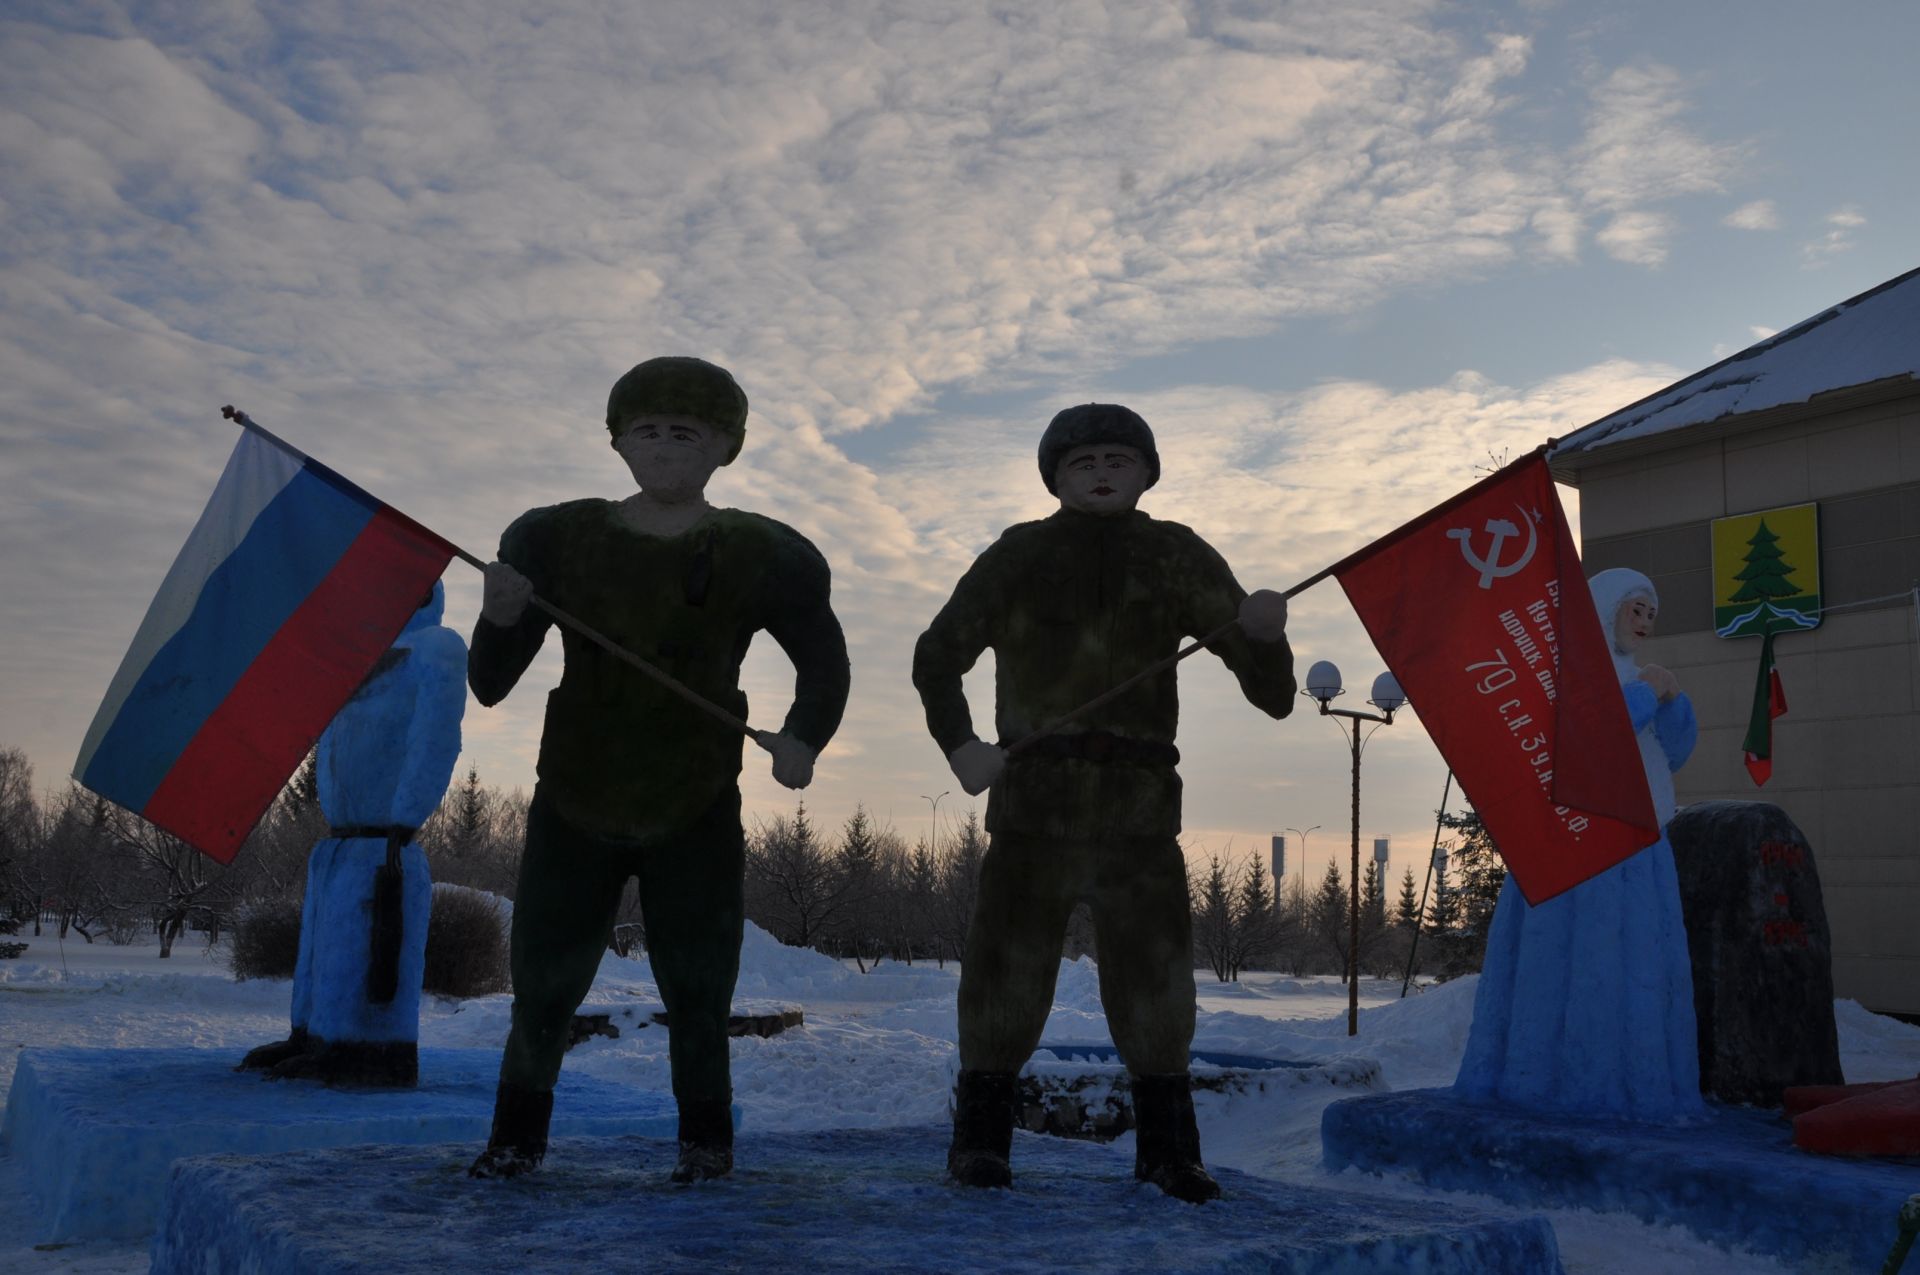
1303, 661, 1406, 1037
1283, 825, 1321, 876
920, 790, 950, 856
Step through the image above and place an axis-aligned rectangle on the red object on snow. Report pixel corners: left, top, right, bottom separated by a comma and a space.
1783, 1077, 1915, 1118
1791, 1077, 1920, 1156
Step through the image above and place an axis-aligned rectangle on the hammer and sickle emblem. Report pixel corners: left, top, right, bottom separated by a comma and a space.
1446, 505, 1539, 589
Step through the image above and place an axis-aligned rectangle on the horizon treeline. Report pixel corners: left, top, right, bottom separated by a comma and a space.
0, 745, 1504, 979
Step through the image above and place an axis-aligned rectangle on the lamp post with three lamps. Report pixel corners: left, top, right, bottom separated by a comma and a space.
1303, 660, 1407, 1037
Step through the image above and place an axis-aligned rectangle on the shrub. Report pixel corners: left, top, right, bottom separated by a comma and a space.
424, 884, 511, 998
227, 898, 304, 980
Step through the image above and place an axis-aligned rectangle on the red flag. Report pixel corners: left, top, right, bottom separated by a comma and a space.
1742, 628, 1789, 785
1331, 453, 1659, 905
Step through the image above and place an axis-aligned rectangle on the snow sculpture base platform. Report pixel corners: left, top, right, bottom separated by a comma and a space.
151, 1126, 1562, 1275
1321, 1087, 1919, 1272
2, 1046, 686, 1244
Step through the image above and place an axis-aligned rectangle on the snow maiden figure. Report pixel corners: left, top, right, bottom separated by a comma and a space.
1455, 567, 1703, 1122
466, 356, 849, 1183
239, 582, 466, 1086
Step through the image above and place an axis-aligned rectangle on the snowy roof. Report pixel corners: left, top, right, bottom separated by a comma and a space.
1551, 266, 1920, 469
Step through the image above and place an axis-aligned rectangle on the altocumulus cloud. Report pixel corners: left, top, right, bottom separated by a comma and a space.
1, 0, 1722, 852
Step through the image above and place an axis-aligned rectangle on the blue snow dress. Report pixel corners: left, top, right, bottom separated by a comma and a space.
288, 580, 466, 1047
1453, 568, 1704, 1123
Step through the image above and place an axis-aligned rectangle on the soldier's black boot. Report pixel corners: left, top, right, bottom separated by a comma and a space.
670, 1098, 735, 1183
947, 1069, 1018, 1188
1132, 1073, 1221, 1204
468, 1081, 554, 1179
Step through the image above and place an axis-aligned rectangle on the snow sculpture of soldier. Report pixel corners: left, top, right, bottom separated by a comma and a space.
912, 403, 1295, 1202
1454, 567, 1704, 1122
240, 581, 466, 1086
466, 356, 849, 1184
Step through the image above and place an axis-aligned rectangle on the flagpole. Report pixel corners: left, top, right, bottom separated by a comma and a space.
221, 407, 758, 740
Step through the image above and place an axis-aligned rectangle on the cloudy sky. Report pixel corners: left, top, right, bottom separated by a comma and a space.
4, 0, 1915, 888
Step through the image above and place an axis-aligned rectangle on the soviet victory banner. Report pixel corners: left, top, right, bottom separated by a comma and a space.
1331, 452, 1659, 904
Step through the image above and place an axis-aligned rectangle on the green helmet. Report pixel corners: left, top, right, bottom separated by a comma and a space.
605, 356, 749, 464
1037, 403, 1160, 494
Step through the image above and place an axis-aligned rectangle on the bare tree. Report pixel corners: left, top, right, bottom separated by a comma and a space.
101, 804, 235, 957
35, 784, 117, 941
745, 803, 849, 949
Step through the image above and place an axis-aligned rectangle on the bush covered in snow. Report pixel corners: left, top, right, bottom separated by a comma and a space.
226, 898, 304, 980
423, 883, 510, 998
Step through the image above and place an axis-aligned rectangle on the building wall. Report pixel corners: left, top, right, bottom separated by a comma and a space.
1574, 392, 1920, 1014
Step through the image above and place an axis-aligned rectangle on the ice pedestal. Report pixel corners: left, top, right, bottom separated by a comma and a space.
1321, 1087, 1918, 1272
1, 1046, 685, 1243
151, 1126, 1562, 1275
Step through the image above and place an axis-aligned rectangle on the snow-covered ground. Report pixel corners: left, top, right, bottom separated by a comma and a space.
4, 927, 1917, 1274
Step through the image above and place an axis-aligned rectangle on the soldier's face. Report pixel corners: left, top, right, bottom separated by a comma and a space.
1615, 596, 1656, 653
613, 412, 731, 502
1055, 444, 1148, 516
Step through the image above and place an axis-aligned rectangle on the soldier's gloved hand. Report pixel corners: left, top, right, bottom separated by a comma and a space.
1238, 589, 1289, 642
481, 562, 533, 627
948, 738, 1006, 796
756, 730, 818, 790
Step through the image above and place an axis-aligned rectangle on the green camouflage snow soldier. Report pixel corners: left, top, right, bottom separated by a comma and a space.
912, 403, 1295, 1203
467, 357, 850, 1184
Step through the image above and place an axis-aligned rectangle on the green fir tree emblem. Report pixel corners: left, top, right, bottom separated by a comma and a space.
1713, 506, 1822, 638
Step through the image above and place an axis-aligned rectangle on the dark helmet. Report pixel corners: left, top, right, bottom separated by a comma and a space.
605, 356, 749, 464
1037, 403, 1160, 494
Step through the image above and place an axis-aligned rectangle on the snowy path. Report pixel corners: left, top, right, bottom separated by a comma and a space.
5, 931, 1917, 1274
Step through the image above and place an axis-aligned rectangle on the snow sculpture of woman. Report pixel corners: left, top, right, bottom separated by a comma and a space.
1454, 567, 1703, 1122
240, 581, 465, 1086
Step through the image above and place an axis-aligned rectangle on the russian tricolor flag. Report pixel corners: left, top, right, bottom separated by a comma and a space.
75, 419, 456, 862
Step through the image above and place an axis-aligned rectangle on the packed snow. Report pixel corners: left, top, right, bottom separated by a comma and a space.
5, 923, 1918, 1274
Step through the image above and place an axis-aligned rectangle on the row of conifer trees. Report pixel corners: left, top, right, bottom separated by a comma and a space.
0, 744, 1504, 982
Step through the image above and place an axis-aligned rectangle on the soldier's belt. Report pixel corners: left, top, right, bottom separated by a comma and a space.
1002, 730, 1179, 767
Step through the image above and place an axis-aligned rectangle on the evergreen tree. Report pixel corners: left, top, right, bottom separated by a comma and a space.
1233, 851, 1281, 979
935, 810, 987, 961
1426, 855, 1460, 936
1311, 859, 1348, 977
834, 805, 883, 969
1438, 806, 1507, 975
1190, 854, 1235, 982
1362, 858, 1386, 927
1359, 856, 1389, 977
1729, 519, 1800, 603
1394, 866, 1421, 933
443, 764, 493, 862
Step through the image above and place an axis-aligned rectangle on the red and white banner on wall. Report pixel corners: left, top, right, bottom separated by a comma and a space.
1330, 452, 1659, 905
